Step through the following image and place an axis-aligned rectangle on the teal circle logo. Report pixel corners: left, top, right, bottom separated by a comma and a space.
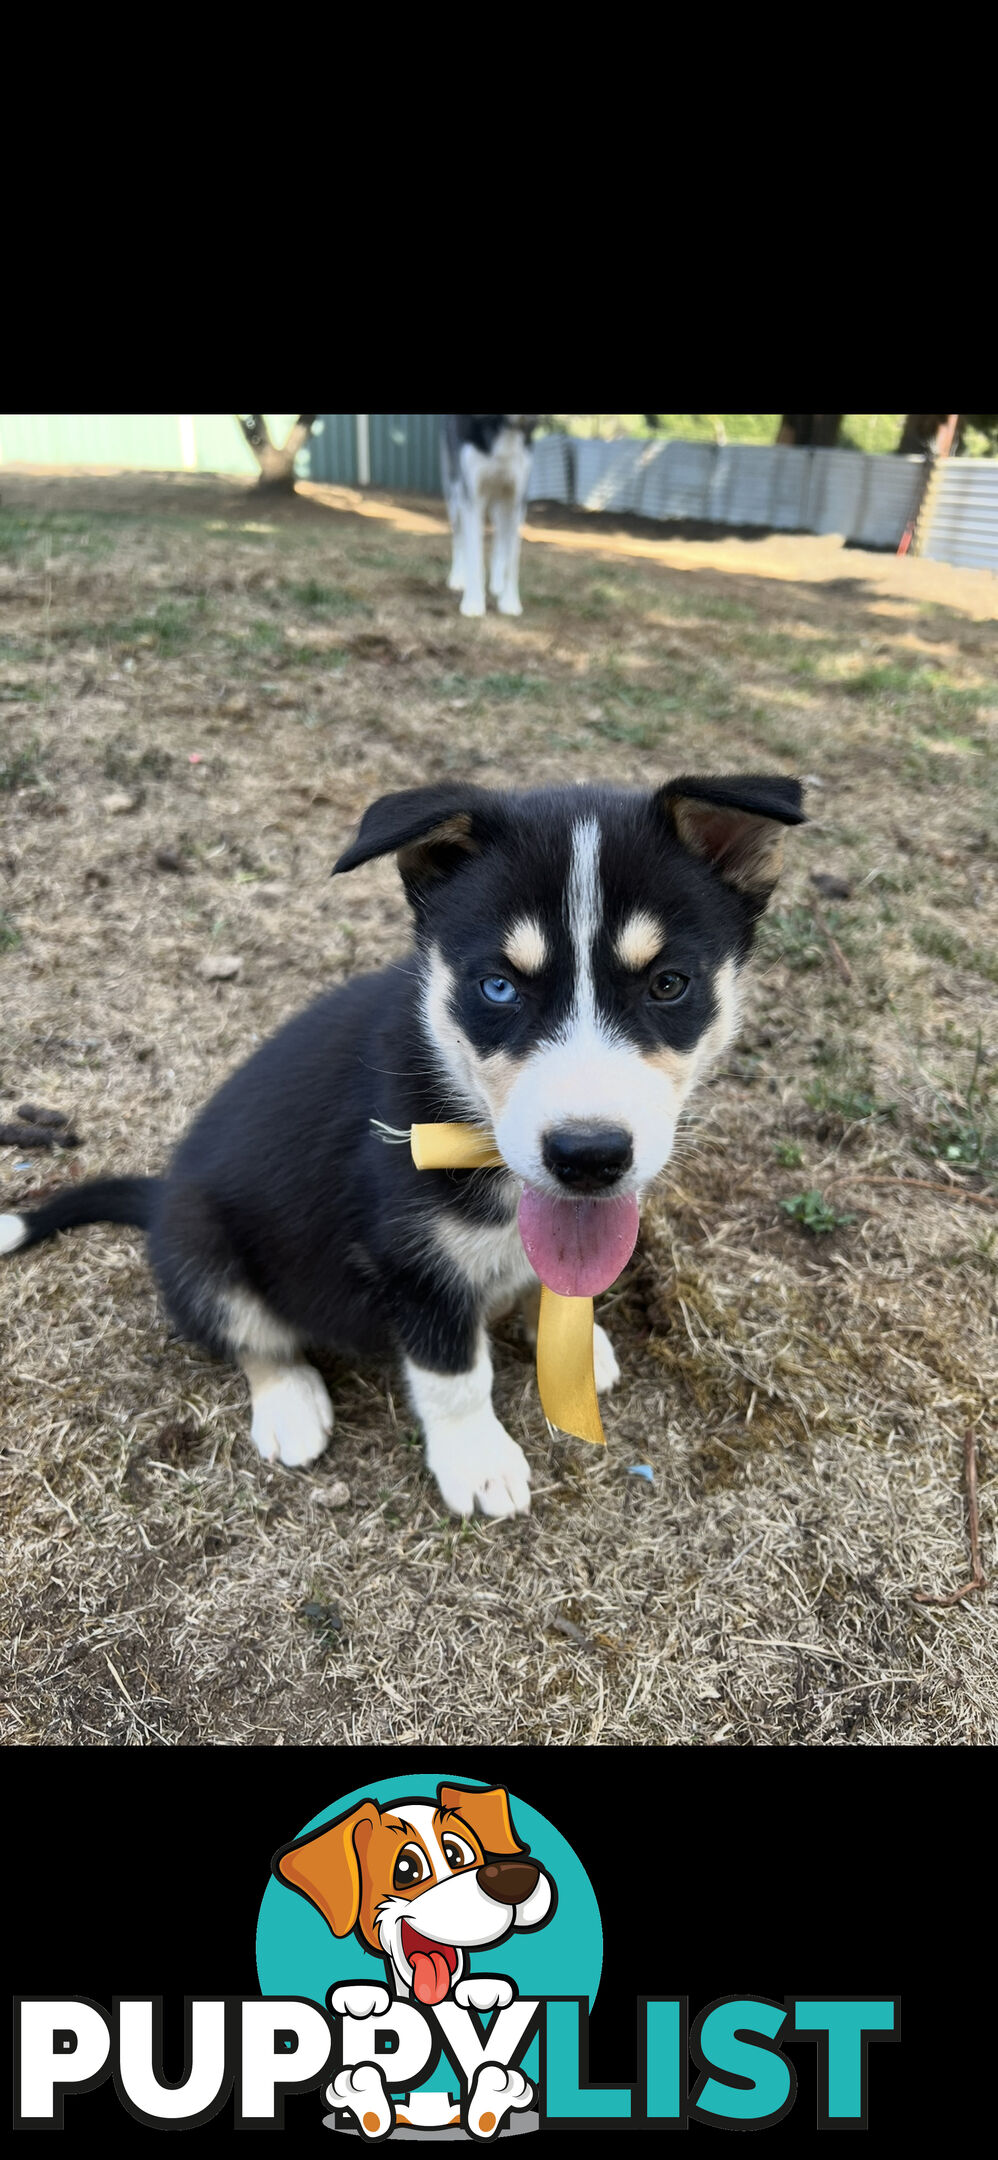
256, 1775, 603, 2074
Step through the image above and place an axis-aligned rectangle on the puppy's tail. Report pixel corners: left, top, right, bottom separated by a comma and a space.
0, 1176, 161, 1256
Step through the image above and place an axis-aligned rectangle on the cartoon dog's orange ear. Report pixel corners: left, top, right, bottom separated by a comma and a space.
439, 1785, 525, 1857
273, 1802, 382, 1937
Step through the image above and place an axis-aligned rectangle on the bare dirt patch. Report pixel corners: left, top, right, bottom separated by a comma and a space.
1, 469, 995, 1746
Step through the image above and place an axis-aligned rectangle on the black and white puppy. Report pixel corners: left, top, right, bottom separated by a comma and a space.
441, 416, 536, 618
1, 774, 804, 1519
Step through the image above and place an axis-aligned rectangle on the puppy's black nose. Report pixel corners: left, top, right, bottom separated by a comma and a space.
477, 1860, 540, 1906
542, 1124, 633, 1192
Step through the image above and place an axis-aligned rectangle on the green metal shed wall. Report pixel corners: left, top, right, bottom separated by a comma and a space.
0, 414, 300, 474
367, 415, 444, 495
302, 415, 358, 486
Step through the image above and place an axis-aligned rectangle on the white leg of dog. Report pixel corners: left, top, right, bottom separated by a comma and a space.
446, 492, 466, 591
489, 506, 508, 598
241, 1355, 333, 1468
496, 496, 524, 616
466, 2063, 533, 2141
405, 1335, 531, 1518
592, 1322, 620, 1393
459, 494, 487, 617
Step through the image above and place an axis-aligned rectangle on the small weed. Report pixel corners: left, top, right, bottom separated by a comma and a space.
284, 579, 369, 614
890, 1017, 997, 1184
805, 1077, 895, 1125
0, 911, 22, 951
774, 1141, 804, 1167
103, 598, 208, 653
0, 740, 42, 791
245, 621, 286, 653
911, 922, 998, 984
759, 907, 825, 971
478, 673, 542, 700
0, 511, 117, 565
923, 1035, 995, 1181
102, 737, 174, 786
589, 715, 661, 748
781, 1190, 855, 1235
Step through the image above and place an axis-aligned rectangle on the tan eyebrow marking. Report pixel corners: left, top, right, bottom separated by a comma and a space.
504, 916, 549, 975
614, 910, 666, 971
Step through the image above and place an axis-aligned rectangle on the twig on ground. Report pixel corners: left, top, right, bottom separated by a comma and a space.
912, 1429, 986, 1607
824, 1174, 997, 1212
809, 899, 854, 985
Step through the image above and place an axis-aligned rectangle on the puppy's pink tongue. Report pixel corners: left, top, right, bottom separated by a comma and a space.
410, 1950, 453, 2006
518, 1189, 639, 1296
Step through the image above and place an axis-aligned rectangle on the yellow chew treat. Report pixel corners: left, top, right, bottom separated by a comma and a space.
535, 1284, 605, 1447
410, 1123, 505, 1171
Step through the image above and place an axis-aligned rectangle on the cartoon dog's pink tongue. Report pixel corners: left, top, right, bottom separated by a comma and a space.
518, 1189, 639, 1297
401, 1922, 458, 2005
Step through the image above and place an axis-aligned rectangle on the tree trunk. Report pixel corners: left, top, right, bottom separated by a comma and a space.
897, 414, 961, 456
236, 415, 318, 491
776, 415, 844, 449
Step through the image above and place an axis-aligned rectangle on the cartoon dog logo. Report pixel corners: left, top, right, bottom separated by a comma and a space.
272, 1783, 555, 2138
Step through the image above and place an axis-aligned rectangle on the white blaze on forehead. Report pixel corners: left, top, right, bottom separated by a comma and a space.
394, 1802, 450, 1876
565, 815, 604, 1028
614, 909, 665, 972
503, 915, 548, 975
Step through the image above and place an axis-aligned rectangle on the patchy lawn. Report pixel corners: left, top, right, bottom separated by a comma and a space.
1, 468, 995, 1747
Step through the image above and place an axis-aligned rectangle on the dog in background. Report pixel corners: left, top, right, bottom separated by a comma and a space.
441, 416, 537, 618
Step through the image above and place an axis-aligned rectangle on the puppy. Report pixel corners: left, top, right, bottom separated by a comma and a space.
1, 773, 804, 1518
441, 416, 536, 617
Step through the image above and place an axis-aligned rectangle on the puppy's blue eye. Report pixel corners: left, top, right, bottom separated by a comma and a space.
480, 976, 518, 1006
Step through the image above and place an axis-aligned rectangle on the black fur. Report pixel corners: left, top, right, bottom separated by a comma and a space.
442, 416, 538, 466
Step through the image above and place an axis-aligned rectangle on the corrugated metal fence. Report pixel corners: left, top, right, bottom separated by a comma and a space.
569, 438, 927, 550
917, 458, 998, 571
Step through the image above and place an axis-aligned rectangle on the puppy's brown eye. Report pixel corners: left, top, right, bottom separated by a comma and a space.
442, 1836, 475, 1870
649, 970, 689, 1003
394, 1845, 430, 1890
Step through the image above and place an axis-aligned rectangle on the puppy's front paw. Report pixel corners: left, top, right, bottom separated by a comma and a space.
467, 2063, 532, 2140
496, 595, 523, 617
326, 2063, 393, 2140
459, 594, 486, 619
249, 1363, 333, 1468
592, 1323, 620, 1394
329, 1983, 391, 2020
454, 1976, 514, 2012
426, 1413, 532, 1519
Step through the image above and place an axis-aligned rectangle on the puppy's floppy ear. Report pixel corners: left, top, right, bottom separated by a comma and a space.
272, 1800, 382, 1937
332, 785, 496, 901
438, 1784, 526, 1858
657, 773, 805, 899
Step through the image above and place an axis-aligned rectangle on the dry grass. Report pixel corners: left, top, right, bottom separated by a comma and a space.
1, 468, 996, 1748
